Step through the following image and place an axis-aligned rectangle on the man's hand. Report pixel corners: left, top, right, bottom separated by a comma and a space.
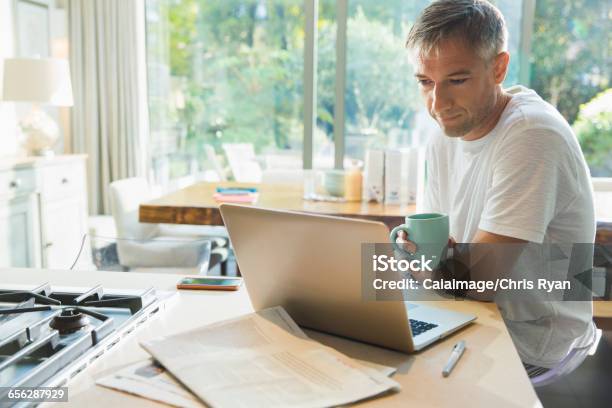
395, 230, 418, 254
395, 230, 456, 254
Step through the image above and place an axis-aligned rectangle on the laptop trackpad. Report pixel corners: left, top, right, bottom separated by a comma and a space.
405, 303, 419, 311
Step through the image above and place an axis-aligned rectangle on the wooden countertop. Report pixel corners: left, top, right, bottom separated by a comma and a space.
0, 268, 539, 407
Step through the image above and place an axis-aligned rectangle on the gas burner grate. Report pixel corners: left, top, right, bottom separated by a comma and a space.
0, 282, 169, 403
0, 284, 157, 314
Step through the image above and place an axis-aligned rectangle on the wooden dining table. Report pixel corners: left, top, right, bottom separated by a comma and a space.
139, 182, 415, 229
140, 182, 612, 310
139, 181, 612, 244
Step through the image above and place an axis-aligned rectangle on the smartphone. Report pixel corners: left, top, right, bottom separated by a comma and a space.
177, 276, 243, 291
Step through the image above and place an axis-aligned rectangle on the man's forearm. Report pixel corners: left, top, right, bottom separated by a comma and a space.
437, 234, 528, 301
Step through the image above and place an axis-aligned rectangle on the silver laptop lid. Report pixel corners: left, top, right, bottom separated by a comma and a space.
220, 204, 414, 353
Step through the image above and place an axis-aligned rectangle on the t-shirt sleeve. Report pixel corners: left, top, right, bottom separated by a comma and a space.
479, 128, 577, 243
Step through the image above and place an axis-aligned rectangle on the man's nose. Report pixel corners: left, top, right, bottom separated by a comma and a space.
431, 85, 452, 114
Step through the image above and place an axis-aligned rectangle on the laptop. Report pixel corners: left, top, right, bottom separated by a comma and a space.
219, 204, 476, 353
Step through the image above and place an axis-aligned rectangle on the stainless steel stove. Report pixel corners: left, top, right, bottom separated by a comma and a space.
0, 283, 174, 405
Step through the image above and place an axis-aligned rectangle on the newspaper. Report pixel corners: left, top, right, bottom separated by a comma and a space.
139, 306, 400, 408
97, 307, 396, 407
96, 357, 396, 408
96, 307, 307, 407
97, 359, 203, 407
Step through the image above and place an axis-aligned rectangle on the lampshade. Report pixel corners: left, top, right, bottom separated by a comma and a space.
2, 58, 74, 106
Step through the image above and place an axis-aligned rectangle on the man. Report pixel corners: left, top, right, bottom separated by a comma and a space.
396, 0, 596, 378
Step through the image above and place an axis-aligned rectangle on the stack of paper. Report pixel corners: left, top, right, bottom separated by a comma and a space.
97, 359, 202, 408
112, 307, 399, 408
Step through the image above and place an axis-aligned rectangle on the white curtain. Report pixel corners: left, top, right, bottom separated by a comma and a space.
68, 0, 149, 214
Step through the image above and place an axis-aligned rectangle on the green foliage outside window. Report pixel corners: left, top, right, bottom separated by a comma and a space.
147, 0, 611, 180
154, 1, 423, 153
573, 89, 612, 176
530, 0, 610, 175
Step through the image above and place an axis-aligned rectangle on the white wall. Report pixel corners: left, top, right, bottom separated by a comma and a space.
0, 0, 19, 156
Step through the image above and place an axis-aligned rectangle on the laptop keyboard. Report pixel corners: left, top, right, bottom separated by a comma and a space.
409, 319, 438, 336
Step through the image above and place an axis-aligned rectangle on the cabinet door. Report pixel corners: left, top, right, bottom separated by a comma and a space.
42, 194, 88, 269
0, 194, 42, 268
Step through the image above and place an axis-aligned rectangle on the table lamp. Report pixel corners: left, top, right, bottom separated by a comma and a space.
2, 57, 74, 156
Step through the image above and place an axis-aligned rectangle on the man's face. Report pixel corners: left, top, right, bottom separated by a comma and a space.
413, 39, 500, 138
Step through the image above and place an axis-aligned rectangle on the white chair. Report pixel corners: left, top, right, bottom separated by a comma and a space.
204, 144, 229, 182
222, 143, 263, 182
108, 177, 229, 274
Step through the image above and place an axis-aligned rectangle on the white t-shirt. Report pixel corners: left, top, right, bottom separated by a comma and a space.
423, 85, 596, 367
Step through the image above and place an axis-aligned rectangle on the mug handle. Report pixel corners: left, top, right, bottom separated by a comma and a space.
389, 224, 415, 254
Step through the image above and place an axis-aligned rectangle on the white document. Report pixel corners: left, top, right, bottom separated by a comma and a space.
141, 306, 400, 408
354, 359, 397, 378
259, 308, 397, 378
96, 308, 308, 407
98, 308, 395, 407
97, 359, 203, 408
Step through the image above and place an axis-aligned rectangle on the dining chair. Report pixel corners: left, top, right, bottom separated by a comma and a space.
204, 144, 229, 182
222, 143, 263, 182
108, 177, 229, 274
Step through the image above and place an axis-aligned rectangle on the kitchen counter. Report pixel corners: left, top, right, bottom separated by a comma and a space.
1, 268, 540, 407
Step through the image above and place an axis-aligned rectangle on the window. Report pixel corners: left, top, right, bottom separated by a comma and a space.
146, 0, 304, 185
343, 1, 432, 161
530, 0, 611, 177
145, 0, 609, 184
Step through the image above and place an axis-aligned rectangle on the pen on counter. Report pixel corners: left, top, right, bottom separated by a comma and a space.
442, 340, 466, 377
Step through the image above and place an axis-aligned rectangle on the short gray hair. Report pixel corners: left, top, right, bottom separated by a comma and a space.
405, 0, 508, 61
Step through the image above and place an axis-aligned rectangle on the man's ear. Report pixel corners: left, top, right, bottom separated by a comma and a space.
493, 52, 510, 84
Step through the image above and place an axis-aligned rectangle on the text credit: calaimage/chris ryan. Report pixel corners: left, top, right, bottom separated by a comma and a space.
371, 255, 571, 293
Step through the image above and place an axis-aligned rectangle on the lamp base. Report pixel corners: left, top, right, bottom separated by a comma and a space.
19, 106, 60, 156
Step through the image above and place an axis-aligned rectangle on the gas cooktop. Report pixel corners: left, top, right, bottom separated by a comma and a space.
0, 283, 174, 406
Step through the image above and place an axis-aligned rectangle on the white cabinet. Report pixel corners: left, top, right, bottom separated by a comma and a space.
0, 193, 41, 268
0, 155, 89, 269
41, 189, 88, 269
